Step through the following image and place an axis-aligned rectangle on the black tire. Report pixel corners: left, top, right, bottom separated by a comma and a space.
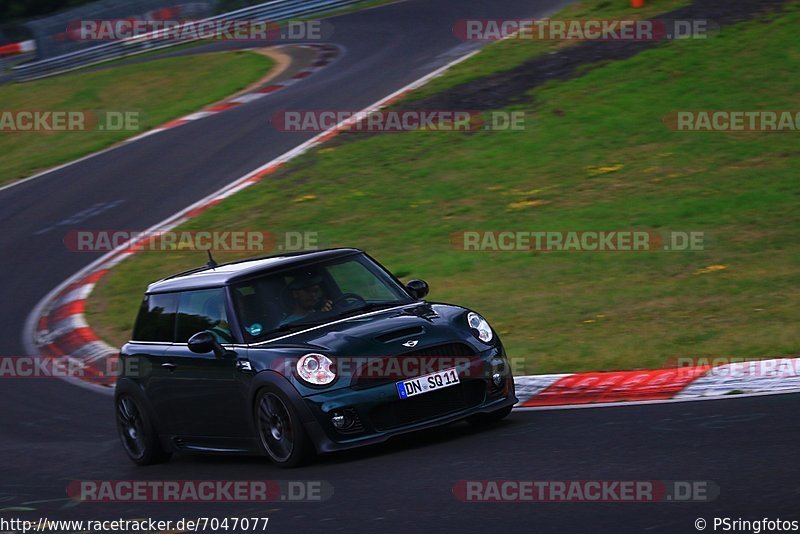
254, 385, 314, 468
115, 393, 172, 465
467, 406, 513, 427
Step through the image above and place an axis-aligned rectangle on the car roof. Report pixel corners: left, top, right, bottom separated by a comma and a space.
146, 248, 363, 293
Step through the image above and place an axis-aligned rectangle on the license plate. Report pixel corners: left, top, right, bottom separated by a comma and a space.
397, 368, 460, 399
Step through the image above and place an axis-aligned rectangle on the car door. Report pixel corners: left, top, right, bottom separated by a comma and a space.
128, 292, 179, 432
159, 288, 251, 441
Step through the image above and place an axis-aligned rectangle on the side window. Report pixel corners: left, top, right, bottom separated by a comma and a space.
328, 261, 397, 300
233, 283, 272, 336
132, 293, 178, 342
175, 289, 233, 344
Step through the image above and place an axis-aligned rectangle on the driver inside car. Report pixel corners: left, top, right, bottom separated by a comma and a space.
202, 293, 234, 344
280, 272, 333, 325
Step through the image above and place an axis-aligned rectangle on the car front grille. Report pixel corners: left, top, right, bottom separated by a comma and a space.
350, 343, 476, 391
368, 379, 486, 431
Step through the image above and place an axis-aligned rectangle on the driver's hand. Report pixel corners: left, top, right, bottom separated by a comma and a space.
319, 299, 333, 312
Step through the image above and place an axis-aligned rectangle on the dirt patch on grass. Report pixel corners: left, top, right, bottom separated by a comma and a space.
402, 0, 792, 112
205, 47, 291, 105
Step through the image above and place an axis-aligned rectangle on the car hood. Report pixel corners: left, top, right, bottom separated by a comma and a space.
248, 302, 480, 357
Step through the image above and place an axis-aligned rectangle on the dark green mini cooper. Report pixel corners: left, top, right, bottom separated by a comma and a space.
115, 248, 516, 467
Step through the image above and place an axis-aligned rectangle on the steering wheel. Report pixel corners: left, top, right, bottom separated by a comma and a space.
332, 293, 366, 310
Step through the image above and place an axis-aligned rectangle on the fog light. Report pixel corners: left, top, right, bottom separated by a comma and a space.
329, 408, 363, 434
331, 412, 346, 429
491, 357, 507, 384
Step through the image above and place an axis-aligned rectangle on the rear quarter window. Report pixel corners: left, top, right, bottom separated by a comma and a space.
132, 293, 178, 342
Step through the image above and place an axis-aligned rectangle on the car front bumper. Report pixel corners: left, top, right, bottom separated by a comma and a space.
299, 345, 517, 454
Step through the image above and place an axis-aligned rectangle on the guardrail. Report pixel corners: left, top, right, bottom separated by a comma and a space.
12, 0, 365, 82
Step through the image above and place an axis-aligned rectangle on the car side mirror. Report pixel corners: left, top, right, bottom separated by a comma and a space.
406, 279, 429, 300
188, 331, 227, 358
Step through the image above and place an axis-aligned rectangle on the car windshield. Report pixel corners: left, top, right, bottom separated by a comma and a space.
231, 254, 413, 341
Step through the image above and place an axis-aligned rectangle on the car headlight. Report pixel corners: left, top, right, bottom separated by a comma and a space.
296, 353, 336, 386
467, 312, 493, 343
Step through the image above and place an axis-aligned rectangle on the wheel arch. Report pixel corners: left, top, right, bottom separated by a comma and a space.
114, 377, 171, 450
249, 370, 329, 455
248, 370, 315, 423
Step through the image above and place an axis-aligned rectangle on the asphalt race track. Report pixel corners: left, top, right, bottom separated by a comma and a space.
3, 388, 800, 531
1, 0, 798, 531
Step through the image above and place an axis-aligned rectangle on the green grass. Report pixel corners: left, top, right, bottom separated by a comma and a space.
88, 1, 800, 375
0, 50, 273, 186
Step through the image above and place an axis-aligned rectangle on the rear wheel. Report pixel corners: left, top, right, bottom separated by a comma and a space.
255, 386, 314, 468
115, 394, 171, 465
467, 405, 513, 427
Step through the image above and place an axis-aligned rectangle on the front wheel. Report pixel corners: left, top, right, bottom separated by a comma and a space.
255, 386, 314, 468
115, 394, 172, 465
467, 405, 513, 427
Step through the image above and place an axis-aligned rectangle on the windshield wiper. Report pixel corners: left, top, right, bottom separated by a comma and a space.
273, 319, 327, 332
250, 303, 408, 341
332, 301, 402, 319
249, 320, 326, 341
